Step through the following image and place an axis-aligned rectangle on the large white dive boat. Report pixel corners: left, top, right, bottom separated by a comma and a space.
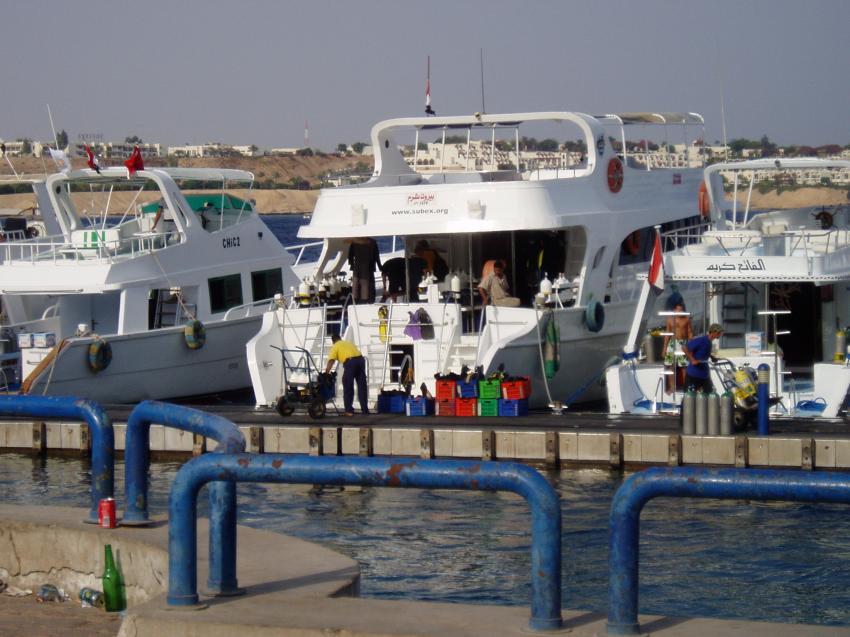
607, 157, 850, 419
248, 111, 708, 409
0, 166, 299, 402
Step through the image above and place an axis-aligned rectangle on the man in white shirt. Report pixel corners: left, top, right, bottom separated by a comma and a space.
478, 260, 520, 307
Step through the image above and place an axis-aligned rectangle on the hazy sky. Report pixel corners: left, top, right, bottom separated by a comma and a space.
2, 0, 848, 149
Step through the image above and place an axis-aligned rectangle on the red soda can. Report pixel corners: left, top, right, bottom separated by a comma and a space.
98, 497, 116, 529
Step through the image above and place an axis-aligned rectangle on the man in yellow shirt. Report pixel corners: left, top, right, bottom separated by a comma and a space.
324, 334, 369, 416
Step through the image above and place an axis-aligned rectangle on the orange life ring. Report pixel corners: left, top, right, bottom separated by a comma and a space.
698, 181, 710, 217
624, 231, 640, 256
607, 158, 624, 193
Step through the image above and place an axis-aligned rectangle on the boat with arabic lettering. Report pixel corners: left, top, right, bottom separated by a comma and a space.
607, 156, 850, 419
247, 111, 709, 410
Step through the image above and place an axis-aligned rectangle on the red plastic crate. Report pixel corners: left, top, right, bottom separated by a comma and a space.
501, 378, 531, 400
435, 399, 456, 416
456, 397, 478, 417
435, 379, 457, 402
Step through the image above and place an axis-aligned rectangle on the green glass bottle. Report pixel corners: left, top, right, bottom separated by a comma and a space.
102, 544, 126, 612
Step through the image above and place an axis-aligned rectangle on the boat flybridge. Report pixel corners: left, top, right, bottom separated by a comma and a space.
0, 166, 299, 402
0, 174, 59, 250
248, 110, 709, 410
607, 157, 850, 419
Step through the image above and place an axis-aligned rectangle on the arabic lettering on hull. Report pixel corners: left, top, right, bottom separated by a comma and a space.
705, 258, 766, 273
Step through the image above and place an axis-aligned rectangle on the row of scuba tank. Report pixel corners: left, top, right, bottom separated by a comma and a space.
681, 390, 735, 436
292, 275, 353, 306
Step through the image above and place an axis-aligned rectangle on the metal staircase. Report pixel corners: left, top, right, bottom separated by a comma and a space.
718, 283, 749, 349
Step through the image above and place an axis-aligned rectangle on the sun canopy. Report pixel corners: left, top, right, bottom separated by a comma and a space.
595, 112, 705, 126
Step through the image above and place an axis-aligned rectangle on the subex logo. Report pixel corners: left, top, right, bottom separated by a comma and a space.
222, 236, 241, 248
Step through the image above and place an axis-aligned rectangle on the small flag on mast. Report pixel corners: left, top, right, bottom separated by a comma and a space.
85, 145, 102, 173
124, 145, 144, 177
648, 229, 664, 294
425, 55, 435, 116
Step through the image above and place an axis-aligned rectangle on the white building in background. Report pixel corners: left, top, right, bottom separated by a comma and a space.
167, 143, 260, 157
0, 140, 51, 157
71, 141, 162, 159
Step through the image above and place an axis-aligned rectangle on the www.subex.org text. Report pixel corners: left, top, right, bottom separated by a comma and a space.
390, 208, 449, 216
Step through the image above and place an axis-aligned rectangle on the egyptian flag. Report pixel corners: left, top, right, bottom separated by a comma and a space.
648, 229, 664, 294
124, 145, 144, 177
85, 145, 102, 173
424, 56, 435, 116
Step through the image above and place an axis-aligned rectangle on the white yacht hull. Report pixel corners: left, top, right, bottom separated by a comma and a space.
23, 316, 260, 403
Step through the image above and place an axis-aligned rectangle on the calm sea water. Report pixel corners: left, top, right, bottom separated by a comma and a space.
3, 453, 849, 626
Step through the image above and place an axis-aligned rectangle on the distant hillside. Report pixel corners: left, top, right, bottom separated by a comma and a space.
0, 154, 373, 213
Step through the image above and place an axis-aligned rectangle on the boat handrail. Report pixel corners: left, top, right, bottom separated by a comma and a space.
283, 240, 325, 266
222, 297, 279, 321
40, 304, 59, 320
1, 231, 171, 264
356, 319, 453, 328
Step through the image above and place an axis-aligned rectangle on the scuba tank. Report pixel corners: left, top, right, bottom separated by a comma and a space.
733, 366, 757, 407
720, 391, 734, 435
694, 391, 708, 435
834, 327, 846, 363
539, 272, 553, 298
681, 390, 696, 435
297, 279, 311, 307
706, 391, 720, 436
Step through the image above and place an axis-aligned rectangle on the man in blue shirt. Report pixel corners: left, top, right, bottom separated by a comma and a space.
683, 323, 723, 393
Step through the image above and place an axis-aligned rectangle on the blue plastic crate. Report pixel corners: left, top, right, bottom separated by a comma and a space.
405, 396, 435, 416
498, 398, 529, 417
456, 379, 479, 398
377, 393, 406, 414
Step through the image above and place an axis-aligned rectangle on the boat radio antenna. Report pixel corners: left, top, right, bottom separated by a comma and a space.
46, 104, 59, 149
479, 48, 486, 114
714, 37, 729, 162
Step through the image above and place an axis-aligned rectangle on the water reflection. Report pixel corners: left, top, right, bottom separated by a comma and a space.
1, 453, 848, 626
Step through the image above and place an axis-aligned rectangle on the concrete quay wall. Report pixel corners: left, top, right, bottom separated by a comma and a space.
0, 419, 847, 471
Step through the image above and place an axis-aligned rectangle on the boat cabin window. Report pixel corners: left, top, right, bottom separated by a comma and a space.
208, 274, 244, 313
251, 268, 283, 302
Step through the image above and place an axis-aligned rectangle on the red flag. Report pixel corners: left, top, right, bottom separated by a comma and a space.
424, 55, 435, 116
124, 145, 144, 176
648, 230, 664, 293
85, 145, 102, 173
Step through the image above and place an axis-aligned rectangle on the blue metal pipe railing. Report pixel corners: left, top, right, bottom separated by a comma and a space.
167, 454, 563, 632
607, 466, 850, 635
123, 400, 245, 596
0, 395, 113, 523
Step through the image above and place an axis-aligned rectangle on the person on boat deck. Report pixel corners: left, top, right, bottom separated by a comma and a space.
347, 237, 381, 303
478, 260, 521, 308
414, 239, 439, 273
199, 202, 215, 229
324, 334, 369, 416
381, 257, 406, 302
682, 323, 723, 394
662, 301, 693, 392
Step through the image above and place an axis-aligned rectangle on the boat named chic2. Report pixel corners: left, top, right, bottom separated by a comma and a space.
0, 166, 298, 402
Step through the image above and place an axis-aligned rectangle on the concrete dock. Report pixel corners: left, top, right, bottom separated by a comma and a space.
2, 405, 850, 471
1, 504, 848, 637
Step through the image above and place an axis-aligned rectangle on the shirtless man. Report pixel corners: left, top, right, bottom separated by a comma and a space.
662, 302, 693, 392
